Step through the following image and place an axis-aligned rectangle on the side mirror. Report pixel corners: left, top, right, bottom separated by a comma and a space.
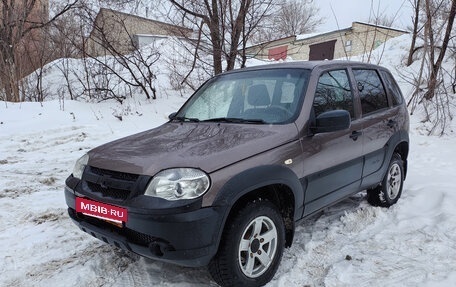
311, 110, 351, 134
168, 112, 177, 120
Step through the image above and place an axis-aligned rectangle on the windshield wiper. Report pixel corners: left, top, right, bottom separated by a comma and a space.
202, 117, 266, 124
173, 116, 200, 122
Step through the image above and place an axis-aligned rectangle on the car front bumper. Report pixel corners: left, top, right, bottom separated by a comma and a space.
64, 186, 223, 267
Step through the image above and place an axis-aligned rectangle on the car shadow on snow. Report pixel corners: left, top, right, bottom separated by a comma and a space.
114, 193, 368, 287
269, 192, 371, 286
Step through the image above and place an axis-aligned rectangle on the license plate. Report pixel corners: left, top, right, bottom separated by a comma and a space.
76, 197, 128, 224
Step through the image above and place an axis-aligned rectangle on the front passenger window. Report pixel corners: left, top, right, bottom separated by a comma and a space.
313, 70, 354, 118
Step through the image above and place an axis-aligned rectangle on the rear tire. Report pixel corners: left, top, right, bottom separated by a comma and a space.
209, 200, 285, 287
367, 153, 404, 207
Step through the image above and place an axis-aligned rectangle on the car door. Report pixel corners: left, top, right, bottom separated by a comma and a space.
301, 69, 364, 216
351, 68, 398, 188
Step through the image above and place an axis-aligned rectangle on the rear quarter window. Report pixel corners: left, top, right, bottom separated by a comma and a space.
380, 70, 404, 106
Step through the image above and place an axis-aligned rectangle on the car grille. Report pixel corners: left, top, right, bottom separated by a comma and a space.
90, 166, 139, 181
85, 166, 140, 200
87, 182, 130, 200
123, 228, 159, 246
77, 212, 171, 248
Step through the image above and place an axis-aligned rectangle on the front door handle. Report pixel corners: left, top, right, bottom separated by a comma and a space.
350, 130, 363, 141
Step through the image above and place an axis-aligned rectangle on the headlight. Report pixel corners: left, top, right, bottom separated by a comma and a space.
72, 153, 89, 179
145, 168, 210, 200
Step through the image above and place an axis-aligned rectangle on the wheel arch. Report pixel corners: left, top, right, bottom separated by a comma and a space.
212, 165, 304, 248
394, 140, 409, 179
380, 130, 409, 181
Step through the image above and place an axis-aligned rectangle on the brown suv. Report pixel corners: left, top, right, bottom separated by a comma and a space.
65, 61, 409, 287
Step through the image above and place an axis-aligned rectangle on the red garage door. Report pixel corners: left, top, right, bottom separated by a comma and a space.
268, 46, 288, 60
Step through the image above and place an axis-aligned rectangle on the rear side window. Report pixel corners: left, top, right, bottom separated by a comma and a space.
353, 69, 388, 115
313, 69, 354, 118
380, 70, 403, 106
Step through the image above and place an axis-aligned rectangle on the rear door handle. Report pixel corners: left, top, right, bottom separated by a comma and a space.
350, 130, 363, 141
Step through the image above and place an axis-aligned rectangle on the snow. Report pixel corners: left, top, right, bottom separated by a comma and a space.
295, 32, 324, 41
1, 34, 456, 287
296, 22, 408, 42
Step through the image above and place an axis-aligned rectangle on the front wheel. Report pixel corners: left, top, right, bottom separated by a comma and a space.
367, 153, 404, 207
209, 200, 285, 287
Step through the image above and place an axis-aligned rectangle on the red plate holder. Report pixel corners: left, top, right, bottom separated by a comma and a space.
76, 197, 128, 223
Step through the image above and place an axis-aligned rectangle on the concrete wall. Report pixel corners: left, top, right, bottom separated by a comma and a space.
345, 22, 406, 58
87, 9, 192, 57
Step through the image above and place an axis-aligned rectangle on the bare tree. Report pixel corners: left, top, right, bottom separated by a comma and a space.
250, 0, 323, 44
356, 0, 408, 64
406, 0, 422, 66
0, 0, 78, 102
404, 0, 456, 135
424, 0, 456, 100
21, 26, 54, 102
22, 1, 174, 104
56, 6, 163, 102
272, 0, 323, 36
86, 11, 160, 100
168, 0, 277, 75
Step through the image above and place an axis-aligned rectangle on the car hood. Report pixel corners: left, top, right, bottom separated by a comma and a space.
87, 122, 298, 176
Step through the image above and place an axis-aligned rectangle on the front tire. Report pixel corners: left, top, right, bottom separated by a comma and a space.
367, 153, 404, 207
209, 200, 285, 287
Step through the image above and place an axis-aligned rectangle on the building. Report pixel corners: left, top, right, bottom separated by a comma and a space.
245, 22, 408, 61
86, 8, 193, 57
0, 0, 50, 101
0, 0, 49, 76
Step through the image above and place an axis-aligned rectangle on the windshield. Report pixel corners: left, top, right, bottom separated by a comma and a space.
175, 68, 310, 124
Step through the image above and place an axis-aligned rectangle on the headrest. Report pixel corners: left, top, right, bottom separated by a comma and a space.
247, 84, 270, 106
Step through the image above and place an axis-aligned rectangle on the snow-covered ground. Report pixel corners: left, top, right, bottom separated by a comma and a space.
1, 33, 456, 286
1, 94, 456, 287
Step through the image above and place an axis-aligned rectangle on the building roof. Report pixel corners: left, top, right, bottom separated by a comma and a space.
248, 21, 409, 49
90, 8, 193, 37
352, 21, 409, 33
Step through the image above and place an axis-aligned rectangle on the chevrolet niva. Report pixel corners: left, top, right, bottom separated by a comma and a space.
65, 61, 409, 287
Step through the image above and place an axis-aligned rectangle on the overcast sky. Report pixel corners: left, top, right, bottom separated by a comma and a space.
315, 0, 414, 32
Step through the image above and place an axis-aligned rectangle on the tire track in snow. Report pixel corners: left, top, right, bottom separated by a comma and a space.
271, 195, 393, 287
113, 257, 215, 287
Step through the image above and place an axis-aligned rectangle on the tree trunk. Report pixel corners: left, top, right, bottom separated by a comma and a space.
211, 32, 223, 75
0, 0, 77, 102
226, 0, 249, 71
209, 0, 223, 75
424, 0, 456, 100
1, 43, 21, 102
406, 0, 421, 66
169, 0, 275, 76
